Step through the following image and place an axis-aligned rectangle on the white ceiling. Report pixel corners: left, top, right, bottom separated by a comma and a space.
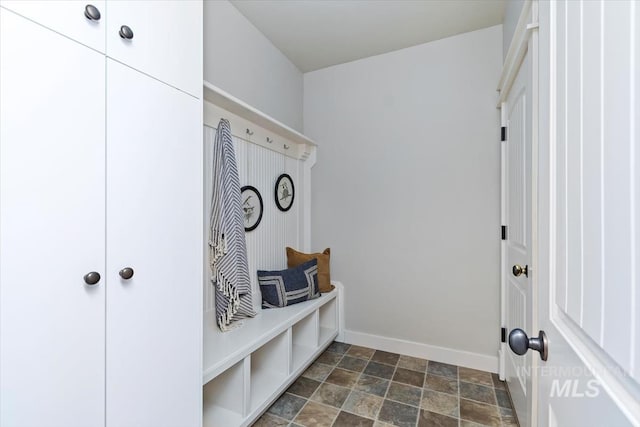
230, 0, 506, 73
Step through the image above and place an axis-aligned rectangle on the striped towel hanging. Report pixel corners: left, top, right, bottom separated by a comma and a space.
209, 119, 256, 331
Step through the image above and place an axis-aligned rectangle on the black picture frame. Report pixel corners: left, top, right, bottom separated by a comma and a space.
241, 186, 263, 231
274, 173, 295, 212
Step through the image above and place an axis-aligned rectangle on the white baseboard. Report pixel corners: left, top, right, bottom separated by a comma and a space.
340, 329, 499, 373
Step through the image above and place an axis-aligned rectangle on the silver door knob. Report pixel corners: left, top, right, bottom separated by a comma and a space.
509, 328, 548, 361
83, 271, 101, 285
84, 4, 101, 21
119, 25, 134, 40
119, 267, 134, 280
512, 264, 528, 277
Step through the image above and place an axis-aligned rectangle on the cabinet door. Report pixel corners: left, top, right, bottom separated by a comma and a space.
0, 9, 105, 427
106, 0, 202, 98
106, 60, 202, 427
0, 0, 106, 52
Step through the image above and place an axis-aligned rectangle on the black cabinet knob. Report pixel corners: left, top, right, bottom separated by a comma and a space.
83, 271, 101, 285
119, 25, 134, 40
119, 267, 134, 280
84, 4, 101, 21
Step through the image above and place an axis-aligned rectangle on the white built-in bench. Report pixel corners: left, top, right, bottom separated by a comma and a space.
202, 282, 342, 427
202, 80, 335, 426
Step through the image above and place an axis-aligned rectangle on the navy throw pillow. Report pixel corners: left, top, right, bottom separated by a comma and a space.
257, 258, 320, 308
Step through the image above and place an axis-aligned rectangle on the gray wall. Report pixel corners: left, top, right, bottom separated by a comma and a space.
304, 25, 502, 361
203, 0, 303, 131
503, 0, 525, 58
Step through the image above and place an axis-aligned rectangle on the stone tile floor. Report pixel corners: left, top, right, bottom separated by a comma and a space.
253, 342, 519, 427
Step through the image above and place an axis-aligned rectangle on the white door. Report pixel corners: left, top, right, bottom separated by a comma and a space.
105, 59, 202, 427
106, 0, 202, 97
0, 0, 106, 53
536, 0, 639, 425
0, 8, 105, 426
0, 0, 106, 52
502, 36, 536, 427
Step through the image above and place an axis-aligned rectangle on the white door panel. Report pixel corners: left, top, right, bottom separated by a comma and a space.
105, 60, 201, 427
0, 9, 105, 426
1, 0, 106, 52
504, 46, 534, 427
537, 0, 639, 424
106, 0, 201, 97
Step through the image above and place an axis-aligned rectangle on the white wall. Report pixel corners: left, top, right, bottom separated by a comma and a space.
304, 25, 502, 369
503, 0, 525, 58
203, 0, 303, 131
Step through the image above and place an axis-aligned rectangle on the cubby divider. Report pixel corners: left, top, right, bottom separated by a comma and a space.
319, 297, 338, 347
292, 311, 318, 372
250, 331, 289, 411
203, 359, 245, 426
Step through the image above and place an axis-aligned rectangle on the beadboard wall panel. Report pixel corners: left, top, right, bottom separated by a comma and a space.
204, 126, 305, 314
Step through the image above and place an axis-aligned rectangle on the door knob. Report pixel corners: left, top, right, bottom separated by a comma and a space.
119, 267, 134, 280
512, 264, 528, 277
83, 271, 101, 285
119, 25, 134, 40
84, 4, 101, 21
509, 328, 548, 361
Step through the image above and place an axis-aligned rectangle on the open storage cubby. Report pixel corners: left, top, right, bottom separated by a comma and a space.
202, 284, 341, 427
291, 311, 318, 372
203, 359, 246, 426
250, 331, 289, 411
319, 297, 338, 347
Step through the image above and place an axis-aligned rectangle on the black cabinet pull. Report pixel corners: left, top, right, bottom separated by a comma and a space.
119, 267, 134, 280
84, 4, 101, 21
83, 271, 101, 285
119, 25, 134, 40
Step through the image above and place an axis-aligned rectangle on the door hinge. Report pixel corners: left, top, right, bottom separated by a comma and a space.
501, 126, 507, 141
501, 327, 507, 343
501, 225, 507, 240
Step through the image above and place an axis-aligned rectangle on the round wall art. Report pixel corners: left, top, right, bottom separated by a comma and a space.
241, 185, 263, 231
274, 173, 295, 212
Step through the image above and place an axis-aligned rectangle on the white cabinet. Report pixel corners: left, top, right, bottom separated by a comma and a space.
0, 9, 106, 426
0, 0, 106, 52
105, 59, 202, 427
0, 3, 202, 426
106, 1, 202, 97
0, 0, 202, 97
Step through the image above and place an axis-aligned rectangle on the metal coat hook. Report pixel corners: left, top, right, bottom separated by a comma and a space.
266, 137, 273, 144
283, 144, 290, 150
246, 128, 254, 136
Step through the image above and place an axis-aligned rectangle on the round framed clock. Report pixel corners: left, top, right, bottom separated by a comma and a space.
274, 173, 295, 212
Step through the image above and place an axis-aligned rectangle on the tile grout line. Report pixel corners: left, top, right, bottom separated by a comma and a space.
457, 365, 461, 427
380, 354, 398, 425
290, 345, 348, 427
492, 380, 502, 425
416, 359, 428, 427
335, 347, 359, 426
338, 348, 392, 424
326, 347, 348, 426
